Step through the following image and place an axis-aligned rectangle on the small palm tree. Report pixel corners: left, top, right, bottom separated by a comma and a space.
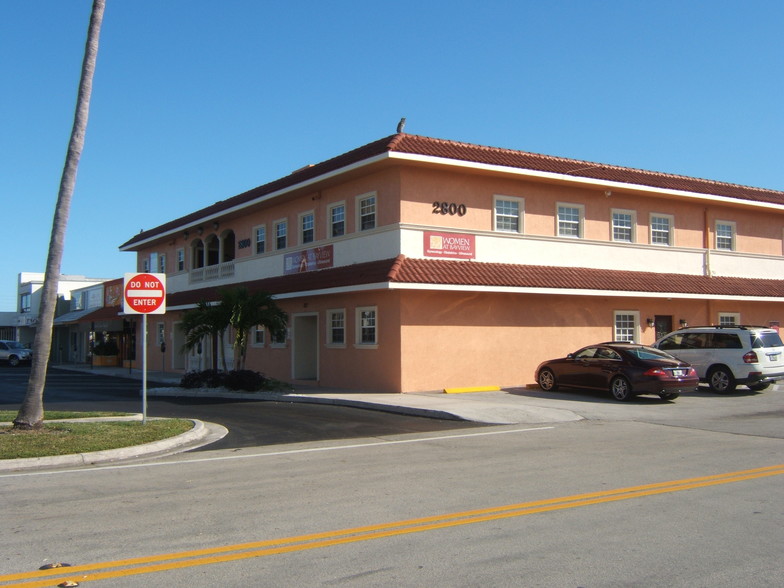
222, 287, 287, 371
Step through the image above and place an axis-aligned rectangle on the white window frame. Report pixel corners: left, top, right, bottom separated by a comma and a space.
254, 225, 266, 255
718, 312, 740, 326
274, 219, 287, 250
299, 211, 315, 245
357, 193, 377, 232
493, 195, 524, 233
158, 253, 166, 273
326, 309, 346, 347
611, 209, 636, 243
715, 220, 735, 251
328, 202, 346, 238
557, 202, 584, 238
613, 310, 640, 343
252, 325, 265, 347
176, 248, 185, 272
650, 213, 674, 246
355, 306, 378, 348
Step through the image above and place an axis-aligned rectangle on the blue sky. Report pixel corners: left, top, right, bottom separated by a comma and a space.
1, 0, 783, 311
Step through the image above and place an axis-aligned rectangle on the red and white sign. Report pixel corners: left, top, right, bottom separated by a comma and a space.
123, 273, 166, 315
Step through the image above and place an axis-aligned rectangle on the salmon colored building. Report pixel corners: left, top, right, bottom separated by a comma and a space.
119, 134, 784, 393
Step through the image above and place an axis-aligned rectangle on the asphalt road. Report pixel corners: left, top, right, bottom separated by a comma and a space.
2, 367, 783, 586
0, 366, 484, 450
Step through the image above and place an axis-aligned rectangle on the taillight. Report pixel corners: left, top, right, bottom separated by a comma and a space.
743, 351, 759, 364
643, 367, 667, 377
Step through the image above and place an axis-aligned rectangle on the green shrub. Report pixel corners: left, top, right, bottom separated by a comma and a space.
179, 369, 270, 392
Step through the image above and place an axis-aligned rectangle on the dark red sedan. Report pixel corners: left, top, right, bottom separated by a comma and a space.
535, 342, 699, 401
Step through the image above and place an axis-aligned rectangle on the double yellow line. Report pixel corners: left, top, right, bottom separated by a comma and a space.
3, 464, 783, 587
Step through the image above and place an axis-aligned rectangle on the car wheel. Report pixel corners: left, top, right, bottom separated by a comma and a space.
748, 382, 771, 391
8, 355, 20, 367
610, 376, 633, 401
538, 368, 558, 391
707, 366, 736, 393
659, 392, 679, 401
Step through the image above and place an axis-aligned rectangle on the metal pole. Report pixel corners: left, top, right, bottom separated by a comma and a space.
142, 313, 148, 424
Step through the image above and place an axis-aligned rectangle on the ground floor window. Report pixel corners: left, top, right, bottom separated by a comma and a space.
356, 307, 377, 346
252, 325, 265, 346
718, 313, 739, 326
327, 309, 345, 345
614, 311, 639, 342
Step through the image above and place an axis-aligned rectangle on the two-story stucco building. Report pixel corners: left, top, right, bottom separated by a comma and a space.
119, 133, 784, 393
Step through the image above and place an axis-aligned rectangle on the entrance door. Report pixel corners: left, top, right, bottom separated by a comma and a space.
654, 315, 673, 341
292, 313, 318, 380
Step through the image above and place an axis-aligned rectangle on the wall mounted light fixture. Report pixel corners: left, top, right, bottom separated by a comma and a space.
183, 230, 189, 239
212, 221, 219, 231
679, 319, 688, 328
197, 226, 204, 235
647, 318, 655, 327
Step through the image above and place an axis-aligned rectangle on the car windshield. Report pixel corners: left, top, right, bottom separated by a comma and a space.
753, 332, 784, 349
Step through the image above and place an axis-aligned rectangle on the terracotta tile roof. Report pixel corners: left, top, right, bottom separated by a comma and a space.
120, 134, 784, 249
166, 256, 784, 307
389, 257, 784, 298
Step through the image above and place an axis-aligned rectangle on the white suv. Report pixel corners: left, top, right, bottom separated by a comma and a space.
654, 326, 784, 393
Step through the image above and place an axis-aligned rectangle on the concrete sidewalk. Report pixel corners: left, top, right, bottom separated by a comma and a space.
50, 364, 583, 425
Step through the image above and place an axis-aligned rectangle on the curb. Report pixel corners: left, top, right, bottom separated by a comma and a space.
0, 418, 228, 472
148, 388, 468, 421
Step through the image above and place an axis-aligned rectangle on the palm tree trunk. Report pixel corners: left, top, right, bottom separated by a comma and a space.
14, 0, 105, 429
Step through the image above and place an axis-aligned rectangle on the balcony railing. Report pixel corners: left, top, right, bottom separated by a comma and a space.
189, 261, 235, 284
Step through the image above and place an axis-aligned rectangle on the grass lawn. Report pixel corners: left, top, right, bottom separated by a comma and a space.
0, 411, 194, 460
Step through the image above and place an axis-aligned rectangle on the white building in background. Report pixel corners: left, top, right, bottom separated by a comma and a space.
11, 272, 111, 345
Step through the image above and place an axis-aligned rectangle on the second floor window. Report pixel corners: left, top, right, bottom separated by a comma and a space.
176, 249, 185, 271
650, 215, 672, 246
301, 213, 314, 244
494, 197, 522, 233
255, 226, 266, 254
359, 195, 376, 231
557, 204, 582, 238
330, 204, 345, 237
611, 210, 634, 242
158, 253, 166, 273
275, 220, 287, 250
716, 221, 735, 251
20, 293, 31, 313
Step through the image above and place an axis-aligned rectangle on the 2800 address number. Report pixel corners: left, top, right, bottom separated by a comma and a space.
432, 202, 467, 216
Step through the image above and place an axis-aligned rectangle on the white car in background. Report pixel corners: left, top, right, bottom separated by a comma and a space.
654, 326, 784, 393
0, 340, 33, 367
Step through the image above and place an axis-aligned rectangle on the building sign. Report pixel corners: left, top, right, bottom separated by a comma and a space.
284, 245, 334, 274
424, 231, 475, 259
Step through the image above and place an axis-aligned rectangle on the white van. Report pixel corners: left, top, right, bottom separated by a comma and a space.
654, 326, 784, 393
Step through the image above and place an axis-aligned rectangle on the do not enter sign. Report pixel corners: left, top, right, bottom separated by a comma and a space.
124, 273, 166, 315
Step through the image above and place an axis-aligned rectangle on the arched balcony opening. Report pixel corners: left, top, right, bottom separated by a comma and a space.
206, 234, 220, 266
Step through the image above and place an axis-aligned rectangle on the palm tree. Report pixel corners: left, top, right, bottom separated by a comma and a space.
180, 301, 230, 371
14, 0, 106, 430
222, 288, 287, 371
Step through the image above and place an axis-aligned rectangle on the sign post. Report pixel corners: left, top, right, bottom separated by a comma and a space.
123, 273, 166, 423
